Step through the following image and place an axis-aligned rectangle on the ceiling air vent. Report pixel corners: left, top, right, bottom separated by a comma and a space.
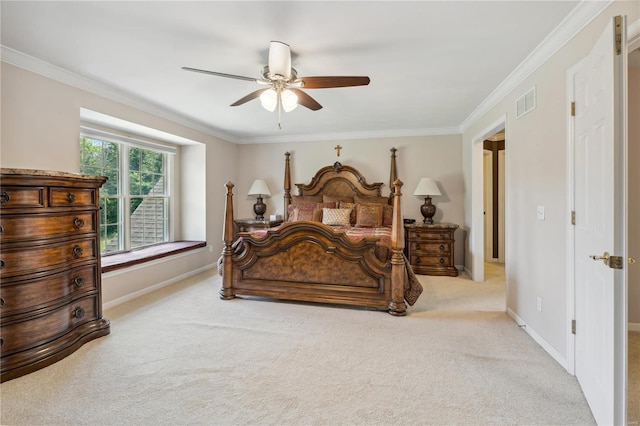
516, 86, 536, 119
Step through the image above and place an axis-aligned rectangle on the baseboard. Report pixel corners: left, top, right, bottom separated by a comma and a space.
629, 323, 640, 332
507, 308, 569, 371
103, 263, 216, 310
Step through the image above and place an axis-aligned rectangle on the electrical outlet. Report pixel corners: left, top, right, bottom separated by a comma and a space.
537, 297, 542, 312
536, 206, 545, 220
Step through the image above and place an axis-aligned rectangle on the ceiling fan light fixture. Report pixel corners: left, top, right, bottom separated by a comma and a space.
260, 89, 278, 112
281, 89, 298, 112
268, 41, 291, 79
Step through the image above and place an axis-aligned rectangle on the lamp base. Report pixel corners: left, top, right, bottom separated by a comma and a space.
253, 196, 267, 220
420, 196, 436, 224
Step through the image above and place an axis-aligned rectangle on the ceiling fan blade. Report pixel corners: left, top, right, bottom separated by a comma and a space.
182, 67, 258, 82
290, 89, 322, 111
230, 89, 269, 106
300, 76, 370, 89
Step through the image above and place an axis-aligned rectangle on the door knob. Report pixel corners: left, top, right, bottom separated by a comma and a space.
589, 251, 610, 265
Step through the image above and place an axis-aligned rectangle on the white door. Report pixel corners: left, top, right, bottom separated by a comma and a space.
573, 16, 626, 425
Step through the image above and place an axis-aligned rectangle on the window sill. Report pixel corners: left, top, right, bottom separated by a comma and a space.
101, 241, 206, 273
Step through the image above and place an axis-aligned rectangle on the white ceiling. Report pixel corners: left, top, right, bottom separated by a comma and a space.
1, 1, 584, 144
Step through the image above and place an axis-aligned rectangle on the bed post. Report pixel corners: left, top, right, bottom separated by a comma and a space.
284, 151, 292, 220
220, 181, 235, 300
389, 179, 407, 316
389, 147, 397, 201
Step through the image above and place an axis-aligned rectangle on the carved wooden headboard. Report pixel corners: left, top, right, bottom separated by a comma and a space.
283, 148, 398, 217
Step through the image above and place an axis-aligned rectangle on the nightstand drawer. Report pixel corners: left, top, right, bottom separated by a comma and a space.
412, 255, 452, 267
409, 241, 450, 254
408, 230, 451, 241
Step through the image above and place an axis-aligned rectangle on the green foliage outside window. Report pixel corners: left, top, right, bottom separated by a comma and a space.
80, 137, 167, 253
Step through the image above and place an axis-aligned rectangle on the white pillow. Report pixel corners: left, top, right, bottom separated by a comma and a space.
322, 208, 352, 226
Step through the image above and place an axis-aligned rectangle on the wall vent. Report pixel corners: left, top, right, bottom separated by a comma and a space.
516, 86, 536, 118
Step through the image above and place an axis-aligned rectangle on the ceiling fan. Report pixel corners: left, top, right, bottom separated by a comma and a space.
182, 41, 370, 125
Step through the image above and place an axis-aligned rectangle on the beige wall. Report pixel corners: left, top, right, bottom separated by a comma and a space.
235, 135, 465, 266
462, 2, 639, 361
629, 60, 640, 326
0, 62, 237, 304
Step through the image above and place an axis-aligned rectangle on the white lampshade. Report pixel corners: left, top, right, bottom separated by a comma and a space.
413, 178, 441, 197
268, 41, 291, 79
248, 179, 271, 197
281, 89, 298, 112
260, 89, 278, 112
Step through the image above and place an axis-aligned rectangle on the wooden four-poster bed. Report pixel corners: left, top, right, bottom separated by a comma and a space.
219, 148, 422, 316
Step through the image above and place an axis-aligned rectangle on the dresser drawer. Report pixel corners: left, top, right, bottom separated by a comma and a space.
0, 265, 98, 316
0, 211, 96, 242
0, 187, 45, 209
49, 187, 98, 207
411, 255, 452, 267
0, 296, 98, 356
0, 238, 97, 278
409, 241, 450, 254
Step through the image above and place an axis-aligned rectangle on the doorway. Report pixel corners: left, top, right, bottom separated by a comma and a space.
483, 130, 506, 264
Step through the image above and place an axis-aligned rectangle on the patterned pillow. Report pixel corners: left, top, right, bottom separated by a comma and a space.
322, 208, 352, 226
354, 195, 390, 205
339, 201, 357, 224
323, 194, 354, 204
382, 205, 393, 226
288, 202, 336, 222
355, 204, 384, 227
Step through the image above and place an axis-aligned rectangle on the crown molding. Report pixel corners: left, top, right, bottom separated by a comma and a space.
1, 45, 240, 144
459, 0, 613, 133
238, 126, 461, 144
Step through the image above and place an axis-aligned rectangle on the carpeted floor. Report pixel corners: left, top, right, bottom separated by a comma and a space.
1, 265, 596, 425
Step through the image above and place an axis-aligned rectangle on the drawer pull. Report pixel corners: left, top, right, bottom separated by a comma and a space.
440, 234, 445, 238
440, 245, 445, 251
439, 258, 445, 264
0, 191, 10, 204
68, 192, 76, 203
415, 258, 421, 264
0, 297, 5, 307
415, 244, 420, 250
72, 245, 83, 258
0, 337, 3, 347
0, 259, 4, 269
0, 225, 4, 235
73, 217, 85, 229
73, 307, 85, 319
73, 275, 85, 287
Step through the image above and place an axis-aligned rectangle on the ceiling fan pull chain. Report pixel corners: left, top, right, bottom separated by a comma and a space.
278, 93, 283, 130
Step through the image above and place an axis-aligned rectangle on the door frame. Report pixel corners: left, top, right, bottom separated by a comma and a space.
471, 115, 507, 282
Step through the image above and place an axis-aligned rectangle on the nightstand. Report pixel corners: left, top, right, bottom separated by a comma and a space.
234, 218, 283, 236
404, 222, 459, 276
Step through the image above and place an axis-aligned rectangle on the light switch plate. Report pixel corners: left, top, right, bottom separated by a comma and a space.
537, 205, 545, 220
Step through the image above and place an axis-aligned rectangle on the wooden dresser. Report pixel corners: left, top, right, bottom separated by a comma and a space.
405, 222, 459, 276
0, 169, 110, 382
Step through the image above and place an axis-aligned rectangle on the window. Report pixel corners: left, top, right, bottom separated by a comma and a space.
80, 132, 173, 254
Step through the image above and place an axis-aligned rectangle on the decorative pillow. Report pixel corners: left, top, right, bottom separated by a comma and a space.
287, 202, 336, 222
322, 208, 352, 226
292, 195, 323, 204
382, 205, 393, 226
339, 201, 357, 224
323, 194, 354, 204
355, 204, 384, 228
354, 195, 390, 205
